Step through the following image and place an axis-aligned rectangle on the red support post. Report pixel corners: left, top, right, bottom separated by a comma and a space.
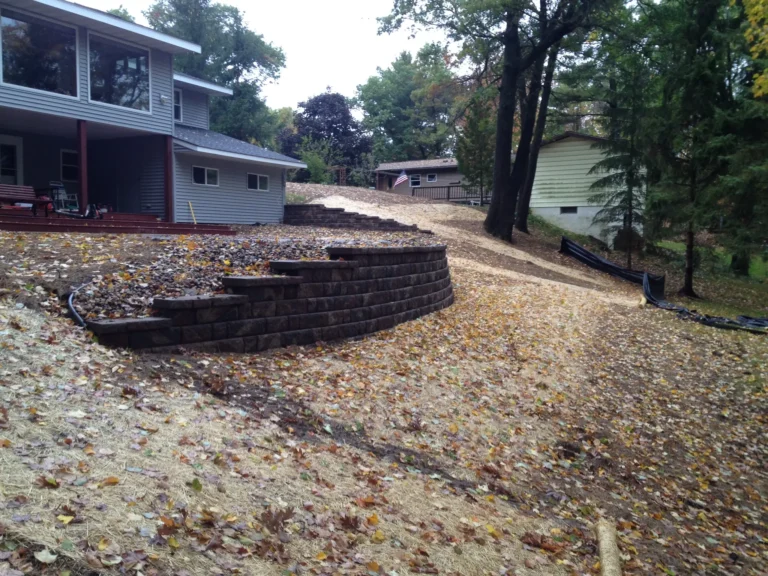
164, 135, 174, 222
77, 120, 88, 214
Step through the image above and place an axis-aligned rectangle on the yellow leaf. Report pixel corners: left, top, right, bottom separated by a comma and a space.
366, 513, 380, 526
168, 536, 180, 549
83, 444, 95, 455
101, 476, 119, 487
98, 538, 109, 551
449, 423, 459, 434
367, 561, 381, 571
371, 529, 386, 544
315, 551, 327, 561
57, 515, 74, 525
0, 439, 11, 448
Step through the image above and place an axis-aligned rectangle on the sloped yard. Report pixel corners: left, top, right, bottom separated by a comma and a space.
0, 186, 765, 575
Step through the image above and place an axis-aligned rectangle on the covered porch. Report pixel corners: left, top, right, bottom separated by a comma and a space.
0, 107, 173, 220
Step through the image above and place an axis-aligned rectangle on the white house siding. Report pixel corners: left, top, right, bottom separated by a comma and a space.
0, 25, 174, 135
530, 136, 607, 236
176, 89, 209, 129
174, 154, 285, 225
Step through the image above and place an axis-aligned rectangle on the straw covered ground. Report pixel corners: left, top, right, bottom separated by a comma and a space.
0, 185, 765, 575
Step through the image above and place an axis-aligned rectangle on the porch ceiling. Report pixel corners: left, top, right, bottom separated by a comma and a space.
0, 108, 154, 140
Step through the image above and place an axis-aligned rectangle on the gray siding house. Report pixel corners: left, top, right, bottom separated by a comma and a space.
375, 158, 463, 193
0, 0, 305, 224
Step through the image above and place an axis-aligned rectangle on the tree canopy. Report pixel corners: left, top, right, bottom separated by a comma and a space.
145, 0, 285, 147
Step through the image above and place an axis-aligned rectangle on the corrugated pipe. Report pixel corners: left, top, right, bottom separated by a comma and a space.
67, 281, 90, 328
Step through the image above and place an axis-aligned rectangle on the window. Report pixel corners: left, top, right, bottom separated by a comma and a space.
410, 174, 421, 188
427, 174, 437, 183
193, 166, 218, 186
560, 206, 578, 214
0, 9, 77, 97
61, 149, 78, 182
247, 173, 269, 191
89, 34, 150, 112
173, 89, 182, 121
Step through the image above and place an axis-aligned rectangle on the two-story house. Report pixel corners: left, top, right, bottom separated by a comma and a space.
0, 0, 305, 225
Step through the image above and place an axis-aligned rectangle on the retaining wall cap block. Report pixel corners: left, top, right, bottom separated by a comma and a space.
153, 294, 246, 310
221, 275, 304, 288
88, 317, 172, 335
270, 260, 360, 271
326, 245, 447, 257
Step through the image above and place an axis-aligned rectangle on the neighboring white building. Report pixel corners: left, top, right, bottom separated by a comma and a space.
530, 132, 612, 237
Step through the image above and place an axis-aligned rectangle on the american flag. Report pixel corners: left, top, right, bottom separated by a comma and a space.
393, 170, 408, 187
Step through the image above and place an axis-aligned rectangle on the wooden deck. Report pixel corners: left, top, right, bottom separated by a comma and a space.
0, 210, 236, 236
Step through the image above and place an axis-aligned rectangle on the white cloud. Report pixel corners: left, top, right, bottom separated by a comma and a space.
79, 0, 444, 110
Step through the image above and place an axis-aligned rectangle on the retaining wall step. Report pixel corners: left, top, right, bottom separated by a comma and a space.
283, 203, 430, 234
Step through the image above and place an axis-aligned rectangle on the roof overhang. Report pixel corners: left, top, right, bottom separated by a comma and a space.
541, 131, 609, 147
375, 165, 459, 172
174, 74, 234, 96
174, 140, 307, 169
4, 0, 201, 55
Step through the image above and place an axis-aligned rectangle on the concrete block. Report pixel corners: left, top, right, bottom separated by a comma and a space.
182, 324, 212, 344
228, 318, 267, 338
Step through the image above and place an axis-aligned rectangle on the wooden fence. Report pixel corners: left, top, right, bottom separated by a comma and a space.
410, 185, 492, 204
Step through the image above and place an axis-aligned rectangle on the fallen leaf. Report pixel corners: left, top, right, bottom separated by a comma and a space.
34, 549, 58, 564
371, 529, 386, 544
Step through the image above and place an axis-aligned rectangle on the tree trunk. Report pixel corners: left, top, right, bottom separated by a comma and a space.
626, 182, 633, 270
506, 53, 546, 233
484, 11, 521, 240
682, 222, 696, 297
516, 44, 559, 233
681, 167, 698, 298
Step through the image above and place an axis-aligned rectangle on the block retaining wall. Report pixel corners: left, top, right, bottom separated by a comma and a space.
87, 246, 453, 353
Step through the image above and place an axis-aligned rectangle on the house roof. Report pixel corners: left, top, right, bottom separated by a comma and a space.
540, 131, 609, 147
5, 0, 201, 54
174, 125, 306, 169
174, 73, 234, 97
376, 158, 459, 172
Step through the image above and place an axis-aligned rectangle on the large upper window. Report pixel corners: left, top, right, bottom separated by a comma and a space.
0, 9, 77, 97
173, 89, 182, 121
89, 35, 150, 112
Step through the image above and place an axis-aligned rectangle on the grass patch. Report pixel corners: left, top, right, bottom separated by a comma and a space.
285, 193, 307, 204
522, 215, 767, 319
657, 240, 767, 281
527, 213, 607, 252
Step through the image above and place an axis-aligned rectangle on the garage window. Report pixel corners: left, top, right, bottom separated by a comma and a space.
427, 174, 437, 183
560, 206, 578, 214
410, 174, 421, 187
193, 166, 218, 186
247, 173, 269, 191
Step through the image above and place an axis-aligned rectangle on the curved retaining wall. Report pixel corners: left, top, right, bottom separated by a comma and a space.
87, 245, 453, 353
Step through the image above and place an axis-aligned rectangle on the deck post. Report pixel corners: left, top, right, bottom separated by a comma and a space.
164, 135, 174, 223
77, 120, 88, 214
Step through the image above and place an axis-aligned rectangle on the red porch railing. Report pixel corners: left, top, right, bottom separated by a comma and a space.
410, 185, 492, 204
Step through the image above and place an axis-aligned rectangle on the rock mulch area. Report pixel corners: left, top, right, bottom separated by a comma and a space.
71, 228, 437, 320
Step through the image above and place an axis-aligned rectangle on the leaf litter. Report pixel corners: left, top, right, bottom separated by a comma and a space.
0, 186, 765, 575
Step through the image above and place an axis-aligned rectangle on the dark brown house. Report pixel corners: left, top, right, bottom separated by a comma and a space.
375, 158, 463, 193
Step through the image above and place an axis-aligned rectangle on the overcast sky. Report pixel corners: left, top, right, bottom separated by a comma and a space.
79, 0, 443, 110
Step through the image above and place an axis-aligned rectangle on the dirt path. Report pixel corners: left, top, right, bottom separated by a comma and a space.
311, 194, 611, 289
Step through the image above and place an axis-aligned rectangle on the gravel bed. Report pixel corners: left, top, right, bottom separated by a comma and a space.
78, 226, 439, 319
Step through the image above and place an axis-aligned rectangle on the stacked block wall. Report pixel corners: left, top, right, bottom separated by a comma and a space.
88, 246, 453, 353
